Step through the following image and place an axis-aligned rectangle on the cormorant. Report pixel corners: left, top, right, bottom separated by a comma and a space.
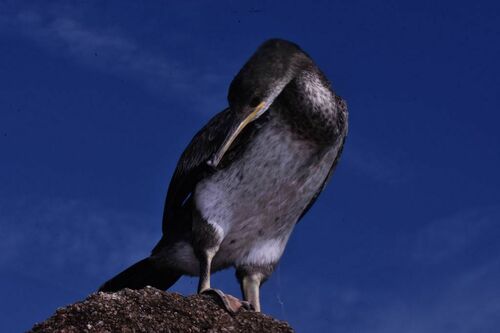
99, 39, 348, 312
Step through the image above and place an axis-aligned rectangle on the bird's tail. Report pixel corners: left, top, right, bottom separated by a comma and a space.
99, 257, 181, 292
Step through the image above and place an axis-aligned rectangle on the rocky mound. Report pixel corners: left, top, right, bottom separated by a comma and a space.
29, 287, 294, 332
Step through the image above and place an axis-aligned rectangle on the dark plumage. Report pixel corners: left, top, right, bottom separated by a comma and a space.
100, 39, 348, 312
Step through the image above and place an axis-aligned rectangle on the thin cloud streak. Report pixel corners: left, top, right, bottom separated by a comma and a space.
413, 206, 500, 264
343, 143, 411, 184
367, 259, 500, 333
365, 206, 500, 333
0, 197, 158, 282
273, 206, 500, 332
0, 6, 228, 112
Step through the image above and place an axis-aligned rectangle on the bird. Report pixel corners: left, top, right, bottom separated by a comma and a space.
99, 38, 348, 313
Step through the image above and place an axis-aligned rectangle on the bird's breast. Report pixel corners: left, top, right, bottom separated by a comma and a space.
193, 111, 340, 268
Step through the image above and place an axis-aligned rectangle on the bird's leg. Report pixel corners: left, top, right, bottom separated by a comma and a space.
192, 208, 222, 294
197, 247, 251, 313
192, 213, 250, 313
197, 246, 218, 293
240, 272, 264, 312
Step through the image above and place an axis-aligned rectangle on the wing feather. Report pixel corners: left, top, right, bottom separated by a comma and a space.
297, 96, 348, 223
161, 108, 233, 235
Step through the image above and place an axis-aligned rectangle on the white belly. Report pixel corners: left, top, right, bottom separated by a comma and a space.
192, 114, 338, 270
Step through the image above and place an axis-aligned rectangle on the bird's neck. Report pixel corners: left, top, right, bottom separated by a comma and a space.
276, 68, 347, 145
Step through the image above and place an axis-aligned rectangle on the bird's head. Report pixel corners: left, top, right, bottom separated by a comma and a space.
228, 39, 307, 113
208, 39, 309, 167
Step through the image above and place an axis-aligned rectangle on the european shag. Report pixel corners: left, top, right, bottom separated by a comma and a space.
99, 39, 348, 312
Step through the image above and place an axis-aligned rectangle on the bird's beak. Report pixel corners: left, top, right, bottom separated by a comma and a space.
208, 101, 268, 168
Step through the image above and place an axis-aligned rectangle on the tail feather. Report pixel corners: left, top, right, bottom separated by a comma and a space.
99, 257, 181, 292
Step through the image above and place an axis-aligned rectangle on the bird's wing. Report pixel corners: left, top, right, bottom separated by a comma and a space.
297, 136, 346, 222
161, 108, 233, 236
297, 97, 348, 223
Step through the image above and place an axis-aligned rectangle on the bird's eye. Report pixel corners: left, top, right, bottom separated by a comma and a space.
249, 96, 261, 108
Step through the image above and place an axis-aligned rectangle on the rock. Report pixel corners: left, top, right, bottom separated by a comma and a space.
29, 287, 294, 333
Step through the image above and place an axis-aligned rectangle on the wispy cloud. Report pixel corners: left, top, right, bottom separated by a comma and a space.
267, 205, 500, 332
413, 206, 500, 264
366, 206, 500, 333
343, 143, 411, 184
0, 197, 159, 284
0, 4, 228, 112
366, 259, 500, 333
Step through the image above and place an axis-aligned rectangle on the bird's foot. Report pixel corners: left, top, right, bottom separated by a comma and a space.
201, 288, 253, 313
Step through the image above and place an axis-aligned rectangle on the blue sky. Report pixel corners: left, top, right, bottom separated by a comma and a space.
1, 1, 499, 332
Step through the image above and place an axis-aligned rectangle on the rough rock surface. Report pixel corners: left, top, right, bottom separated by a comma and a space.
29, 287, 294, 333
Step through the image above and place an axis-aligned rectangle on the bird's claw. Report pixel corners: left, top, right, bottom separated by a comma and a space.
240, 300, 254, 311
201, 288, 253, 313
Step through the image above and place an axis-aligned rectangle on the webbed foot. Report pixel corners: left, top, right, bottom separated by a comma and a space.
201, 288, 253, 313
